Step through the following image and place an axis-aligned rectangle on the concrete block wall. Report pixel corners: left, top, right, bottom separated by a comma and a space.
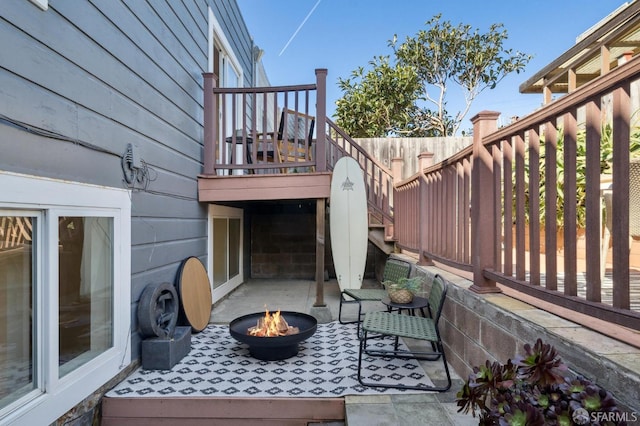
249, 201, 377, 280
250, 202, 317, 279
398, 255, 640, 414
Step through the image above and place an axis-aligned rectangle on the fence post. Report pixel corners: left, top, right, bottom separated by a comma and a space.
315, 69, 327, 172
314, 197, 326, 307
203, 73, 217, 175
391, 157, 404, 181
418, 152, 434, 171
418, 175, 435, 266
389, 157, 404, 242
470, 111, 502, 294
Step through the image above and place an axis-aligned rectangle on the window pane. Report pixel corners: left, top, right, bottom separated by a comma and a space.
0, 216, 36, 410
212, 218, 228, 287
228, 218, 240, 279
59, 217, 113, 377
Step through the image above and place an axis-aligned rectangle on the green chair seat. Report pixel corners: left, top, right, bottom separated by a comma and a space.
362, 311, 438, 341
343, 288, 387, 301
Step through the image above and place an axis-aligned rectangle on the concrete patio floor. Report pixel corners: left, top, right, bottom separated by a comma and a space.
210, 278, 477, 426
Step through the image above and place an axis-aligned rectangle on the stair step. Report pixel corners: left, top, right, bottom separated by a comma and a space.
102, 396, 344, 425
368, 228, 394, 254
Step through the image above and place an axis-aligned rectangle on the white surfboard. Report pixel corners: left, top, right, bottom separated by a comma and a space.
330, 156, 368, 292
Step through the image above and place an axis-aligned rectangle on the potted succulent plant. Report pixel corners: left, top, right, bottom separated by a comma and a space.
383, 276, 423, 304
457, 339, 624, 425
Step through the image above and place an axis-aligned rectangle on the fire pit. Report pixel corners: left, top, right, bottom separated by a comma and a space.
229, 311, 317, 360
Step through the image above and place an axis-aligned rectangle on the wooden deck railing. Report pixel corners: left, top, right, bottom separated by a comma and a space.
202, 69, 393, 226
324, 119, 394, 225
394, 56, 640, 331
202, 69, 327, 175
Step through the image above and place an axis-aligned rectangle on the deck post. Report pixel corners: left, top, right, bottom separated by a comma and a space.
418, 152, 434, 172
203, 73, 217, 175
315, 69, 327, 172
419, 174, 435, 266
470, 111, 502, 294
389, 157, 404, 243
391, 157, 404, 181
314, 197, 326, 307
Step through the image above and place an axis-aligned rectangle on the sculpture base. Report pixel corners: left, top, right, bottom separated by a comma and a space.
141, 326, 191, 370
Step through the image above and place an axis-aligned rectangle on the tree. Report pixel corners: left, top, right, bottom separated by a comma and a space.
335, 14, 532, 137
335, 56, 423, 138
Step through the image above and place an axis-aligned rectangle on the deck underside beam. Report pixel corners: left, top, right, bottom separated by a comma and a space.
198, 173, 331, 202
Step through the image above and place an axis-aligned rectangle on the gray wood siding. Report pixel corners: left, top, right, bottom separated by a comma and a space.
0, 0, 255, 359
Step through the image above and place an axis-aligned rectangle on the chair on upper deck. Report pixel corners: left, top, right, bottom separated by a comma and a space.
357, 274, 452, 392
255, 109, 315, 173
278, 108, 315, 171
338, 257, 411, 337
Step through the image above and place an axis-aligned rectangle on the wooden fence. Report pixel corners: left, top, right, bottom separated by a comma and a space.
394, 57, 640, 330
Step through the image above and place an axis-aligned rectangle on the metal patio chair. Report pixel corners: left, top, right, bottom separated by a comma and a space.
338, 257, 411, 337
357, 274, 452, 392
277, 109, 315, 171
255, 109, 315, 173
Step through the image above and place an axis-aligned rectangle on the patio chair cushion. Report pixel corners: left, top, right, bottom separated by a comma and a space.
362, 311, 438, 341
342, 288, 387, 301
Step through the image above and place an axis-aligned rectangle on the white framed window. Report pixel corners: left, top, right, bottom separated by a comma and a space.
0, 172, 131, 426
207, 8, 243, 84
208, 205, 243, 302
208, 7, 246, 175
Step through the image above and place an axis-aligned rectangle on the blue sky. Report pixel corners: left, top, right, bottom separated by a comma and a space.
238, 0, 628, 131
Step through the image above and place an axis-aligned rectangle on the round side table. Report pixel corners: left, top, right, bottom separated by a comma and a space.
381, 295, 429, 317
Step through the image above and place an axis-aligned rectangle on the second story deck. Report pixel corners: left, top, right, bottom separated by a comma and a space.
197, 69, 393, 226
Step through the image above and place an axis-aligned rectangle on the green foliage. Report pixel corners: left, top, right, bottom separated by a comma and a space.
457, 339, 623, 425
518, 123, 640, 229
335, 14, 532, 137
382, 276, 423, 293
335, 56, 422, 137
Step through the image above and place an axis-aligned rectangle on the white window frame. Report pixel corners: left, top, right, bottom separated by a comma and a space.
28, 0, 48, 10
0, 171, 131, 426
208, 204, 243, 302
208, 7, 246, 175
207, 8, 243, 82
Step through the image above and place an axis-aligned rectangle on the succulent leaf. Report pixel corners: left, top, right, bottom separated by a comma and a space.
456, 339, 622, 424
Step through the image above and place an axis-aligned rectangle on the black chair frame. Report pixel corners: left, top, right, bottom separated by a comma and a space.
356, 274, 452, 392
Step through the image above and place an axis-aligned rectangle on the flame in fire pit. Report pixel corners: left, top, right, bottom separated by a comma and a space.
247, 309, 300, 337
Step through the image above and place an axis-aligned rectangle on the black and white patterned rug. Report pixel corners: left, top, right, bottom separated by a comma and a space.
108, 322, 433, 398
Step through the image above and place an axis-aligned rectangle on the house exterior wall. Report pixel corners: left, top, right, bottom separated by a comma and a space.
0, 0, 254, 423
